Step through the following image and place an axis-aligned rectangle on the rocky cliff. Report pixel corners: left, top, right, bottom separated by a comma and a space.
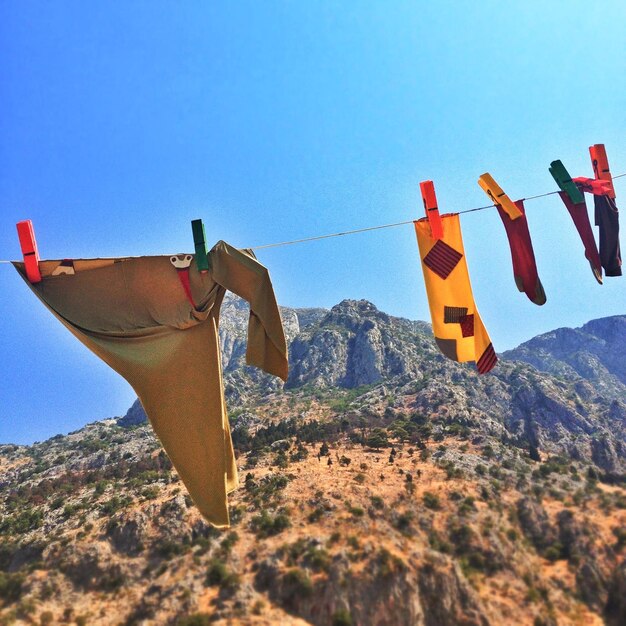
503, 315, 626, 401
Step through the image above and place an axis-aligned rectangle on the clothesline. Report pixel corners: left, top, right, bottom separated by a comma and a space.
1, 172, 624, 262
250, 174, 625, 250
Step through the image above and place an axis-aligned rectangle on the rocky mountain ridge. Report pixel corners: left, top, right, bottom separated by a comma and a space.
126, 297, 626, 475
0, 300, 624, 626
503, 315, 626, 400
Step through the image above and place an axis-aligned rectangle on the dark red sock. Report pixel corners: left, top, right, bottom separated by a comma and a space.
496, 200, 546, 305
557, 191, 602, 284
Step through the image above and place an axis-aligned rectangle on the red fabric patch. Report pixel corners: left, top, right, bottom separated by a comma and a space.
460, 314, 474, 338
444, 306, 468, 323
423, 240, 463, 279
476, 343, 497, 374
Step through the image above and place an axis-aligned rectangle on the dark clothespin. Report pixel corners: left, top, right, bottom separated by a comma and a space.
549, 160, 585, 204
572, 143, 616, 198
477, 173, 523, 219
191, 219, 210, 273
419, 180, 443, 239
16, 220, 42, 283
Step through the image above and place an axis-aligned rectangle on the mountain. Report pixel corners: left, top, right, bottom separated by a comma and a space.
126, 298, 626, 476
0, 300, 625, 626
503, 316, 626, 400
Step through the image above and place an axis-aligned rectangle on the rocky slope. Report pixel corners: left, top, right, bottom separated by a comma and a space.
0, 300, 624, 626
503, 316, 626, 402
131, 297, 626, 476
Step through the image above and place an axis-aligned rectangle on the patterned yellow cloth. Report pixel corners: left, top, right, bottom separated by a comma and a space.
14, 242, 288, 527
414, 214, 497, 374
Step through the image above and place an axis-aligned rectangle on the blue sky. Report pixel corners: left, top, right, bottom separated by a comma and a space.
1, 1, 625, 444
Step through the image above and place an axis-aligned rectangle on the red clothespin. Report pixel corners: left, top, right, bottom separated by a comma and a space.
571, 177, 613, 196
16, 220, 42, 283
572, 143, 616, 198
589, 143, 615, 199
419, 180, 443, 239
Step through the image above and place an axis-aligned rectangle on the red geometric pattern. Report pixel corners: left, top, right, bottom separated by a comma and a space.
459, 314, 475, 338
444, 306, 468, 324
423, 240, 463, 279
476, 343, 497, 374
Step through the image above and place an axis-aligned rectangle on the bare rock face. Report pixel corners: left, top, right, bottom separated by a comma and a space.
105, 510, 149, 556
288, 327, 350, 388
58, 542, 128, 592
416, 551, 490, 626
605, 558, 626, 625
287, 299, 434, 389
254, 548, 488, 626
591, 436, 621, 473
345, 319, 385, 386
516, 497, 557, 553
117, 398, 146, 427
576, 560, 610, 611
503, 315, 626, 400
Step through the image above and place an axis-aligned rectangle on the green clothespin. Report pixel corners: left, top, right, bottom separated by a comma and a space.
549, 160, 585, 204
191, 219, 210, 273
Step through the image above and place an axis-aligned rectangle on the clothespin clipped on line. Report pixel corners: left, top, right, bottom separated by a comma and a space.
191, 219, 210, 273
477, 173, 523, 220
572, 144, 616, 198
419, 180, 443, 239
16, 220, 42, 283
549, 160, 585, 204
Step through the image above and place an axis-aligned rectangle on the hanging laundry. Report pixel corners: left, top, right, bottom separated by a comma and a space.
495, 200, 546, 305
13, 241, 288, 528
414, 214, 497, 374
594, 194, 622, 277
556, 191, 603, 284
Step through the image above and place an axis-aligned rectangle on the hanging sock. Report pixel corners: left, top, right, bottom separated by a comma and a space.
414, 214, 497, 374
495, 200, 546, 305
594, 195, 622, 277
556, 191, 603, 284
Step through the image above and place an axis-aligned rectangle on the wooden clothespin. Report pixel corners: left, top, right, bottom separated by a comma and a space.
191, 219, 210, 273
477, 173, 523, 220
419, 180, 443, 239
572, 144, 616, 198
16, 220, 42, 283
549, 160, 585, 204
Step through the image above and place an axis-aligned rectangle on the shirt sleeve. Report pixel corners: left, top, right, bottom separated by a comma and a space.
210, 241, 289, 382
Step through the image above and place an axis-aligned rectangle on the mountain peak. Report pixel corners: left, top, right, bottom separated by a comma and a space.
504, 314, 626, 393
330, 299, 381, 315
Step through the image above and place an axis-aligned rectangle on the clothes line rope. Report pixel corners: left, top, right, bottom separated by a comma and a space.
250, 172, 625, 250
1, 172, 624, 262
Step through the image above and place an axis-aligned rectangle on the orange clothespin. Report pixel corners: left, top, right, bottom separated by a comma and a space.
419, 180, 443, 239
477, 173, 523, 220
16, 220, 42, 283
